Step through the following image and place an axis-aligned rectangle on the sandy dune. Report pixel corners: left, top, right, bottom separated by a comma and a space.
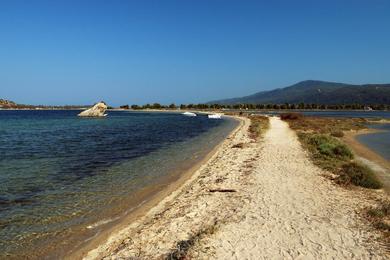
83, 117, 388, 259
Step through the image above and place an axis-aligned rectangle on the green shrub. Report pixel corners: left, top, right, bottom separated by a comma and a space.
332, 144, 352, 158
337, 162, 382, 189
308, 134, 353, 160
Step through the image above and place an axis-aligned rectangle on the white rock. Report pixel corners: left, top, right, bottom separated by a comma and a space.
78, 102, 107, 117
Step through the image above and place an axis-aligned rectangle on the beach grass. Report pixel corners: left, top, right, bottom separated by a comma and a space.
281, 112, 366, 134
248, 115, 269, 140
166, 223, 219, 260
366, 201, 390, 242
283, 115, 382, 189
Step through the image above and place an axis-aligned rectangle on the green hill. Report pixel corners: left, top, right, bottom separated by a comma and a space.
209, 80, 390, 105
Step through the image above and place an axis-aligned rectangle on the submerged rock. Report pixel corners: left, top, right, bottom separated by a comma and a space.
78, 102, 107, 117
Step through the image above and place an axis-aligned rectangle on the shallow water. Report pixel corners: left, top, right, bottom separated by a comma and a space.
0, 110, 237, 258
356, 123, 390, 161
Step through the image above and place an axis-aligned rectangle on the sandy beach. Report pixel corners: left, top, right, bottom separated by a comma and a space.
72, 116, 389, 259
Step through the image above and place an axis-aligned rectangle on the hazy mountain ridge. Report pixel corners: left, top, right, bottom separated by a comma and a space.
209, 80, 390, 105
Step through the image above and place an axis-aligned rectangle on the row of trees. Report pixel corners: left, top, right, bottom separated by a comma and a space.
119, 103, 390, 110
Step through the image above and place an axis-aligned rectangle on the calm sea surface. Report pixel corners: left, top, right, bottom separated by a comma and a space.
0, 110, 237, 258
356, 123, 390, 160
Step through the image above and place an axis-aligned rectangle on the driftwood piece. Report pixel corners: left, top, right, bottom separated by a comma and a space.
209, 189, 237, 193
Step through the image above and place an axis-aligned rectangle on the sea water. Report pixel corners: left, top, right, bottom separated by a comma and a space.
0, 110, 237, 258
356, 123, 390, 161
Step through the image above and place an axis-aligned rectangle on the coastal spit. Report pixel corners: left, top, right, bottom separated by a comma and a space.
78, 116, 389, 259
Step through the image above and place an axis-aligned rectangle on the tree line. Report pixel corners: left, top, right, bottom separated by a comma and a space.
119, 103, 390, 110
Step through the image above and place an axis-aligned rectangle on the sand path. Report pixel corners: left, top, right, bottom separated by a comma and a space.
190, 117, 387, 259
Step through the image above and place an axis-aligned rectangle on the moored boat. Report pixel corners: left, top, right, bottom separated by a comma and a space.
208, 114, 222, 119
182, 112, 197, 117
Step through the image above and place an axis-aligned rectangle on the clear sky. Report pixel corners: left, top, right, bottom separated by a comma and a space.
1, 0, 390, 106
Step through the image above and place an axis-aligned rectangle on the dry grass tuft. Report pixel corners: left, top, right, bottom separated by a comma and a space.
331, 130, 344, 138
232, 143, 245, 148
280, 112, 304, 120
166, 224, 218, 260
366, 201, 390, 243
248, 115, 269, 140
282, 114, 366, 134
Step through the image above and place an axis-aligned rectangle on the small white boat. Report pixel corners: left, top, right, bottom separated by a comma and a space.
208, 114, 222, 119
182, 112, 197, 117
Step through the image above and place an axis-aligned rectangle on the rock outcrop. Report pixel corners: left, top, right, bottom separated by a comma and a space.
0, 99, 17, 108
78, 102, 107, 117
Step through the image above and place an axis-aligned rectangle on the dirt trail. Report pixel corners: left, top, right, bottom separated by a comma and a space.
190, 117, 387, 259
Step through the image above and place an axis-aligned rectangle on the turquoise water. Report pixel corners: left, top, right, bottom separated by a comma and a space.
356, 123, 390, 160
0, 110, 237, 258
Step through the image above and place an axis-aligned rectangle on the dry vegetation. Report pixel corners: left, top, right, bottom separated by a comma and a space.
282, 112, 366, 134
281, 112, 382, 189
281, 112, 388, 244
248, 115, 270, 140
166, 223, 219, 260
366, 201, 390, 245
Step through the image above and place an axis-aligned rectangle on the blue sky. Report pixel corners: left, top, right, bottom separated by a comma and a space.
1, 0, 389, 106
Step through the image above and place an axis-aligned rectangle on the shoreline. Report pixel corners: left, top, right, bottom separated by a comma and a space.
67, 115, 244, 259
343, 129, 390, 192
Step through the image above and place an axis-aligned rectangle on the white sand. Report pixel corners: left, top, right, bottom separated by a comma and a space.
82, 117, 388, 259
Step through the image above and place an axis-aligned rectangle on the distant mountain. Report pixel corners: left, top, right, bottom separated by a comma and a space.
209, 80, 390, 105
